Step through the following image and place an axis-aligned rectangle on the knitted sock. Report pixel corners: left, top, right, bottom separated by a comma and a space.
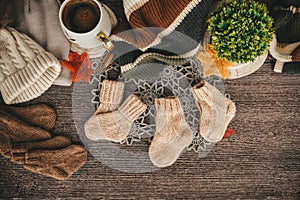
24, 144, 87, 180
149, 97, 193, 168
191, 80, 236, 142
0, 112, 51, 158
0, 104, 56, 130
0, 130, 11, 158
96, 80, 125, 114
92, 94, 147, 142
84, 80, 125, 140
11, 136, 72, 164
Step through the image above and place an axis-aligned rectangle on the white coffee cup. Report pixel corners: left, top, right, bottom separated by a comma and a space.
59, 0, 114, 50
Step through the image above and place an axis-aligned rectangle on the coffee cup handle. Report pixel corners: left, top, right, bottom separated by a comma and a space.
97, 31, 114, 51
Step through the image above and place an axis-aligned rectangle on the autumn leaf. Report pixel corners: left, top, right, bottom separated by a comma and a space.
61, 51, 92, 83
206, 44, 234, 79
223, 127, 236, 139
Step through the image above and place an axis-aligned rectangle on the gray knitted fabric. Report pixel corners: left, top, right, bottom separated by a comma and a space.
121, 53, 190, 81
276, 13, 300, 43
14, 0, 72, 86
272, 9, 300, 74
15, 0, 70, 60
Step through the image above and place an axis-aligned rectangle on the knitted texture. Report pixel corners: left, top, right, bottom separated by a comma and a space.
23, 144, 87, 180
85, 80, 125, 140
98, 80, 125, 113
121, 52, 189, 77
88, 53, 227, 154
11, 136, 72, 164
0, 110, 51, 158
149, 97, 193, 167
192, 80, 236, 142
270, 7, 298, 30
0, 104, 56, 130
15, 0, 70, 61
0, 103, 88, 180
282, 62, 300, 74
269, 9, 300, 74
276, 13, 300, 43
115, 0, 213, 50
269, 35, 296, 63
111, 0, 214, 68
53, 67, 72, 86
0, 27, 61, 104
14, 0, 72, 86
92, 94, 147, 142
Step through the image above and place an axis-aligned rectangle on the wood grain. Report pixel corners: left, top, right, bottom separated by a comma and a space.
0, 0, 299, 199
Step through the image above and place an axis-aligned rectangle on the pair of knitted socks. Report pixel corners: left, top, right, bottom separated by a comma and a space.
85, 80, 147, 142
0, 104, 87, 180
149, 80, 236, 167
85, 79, 236, 167
84, 80, 191, 167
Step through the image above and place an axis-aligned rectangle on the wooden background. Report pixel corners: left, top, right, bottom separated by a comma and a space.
0, 0, 299, 199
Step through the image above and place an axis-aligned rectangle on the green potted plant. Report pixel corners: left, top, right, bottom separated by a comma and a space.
208, 0, 274, 79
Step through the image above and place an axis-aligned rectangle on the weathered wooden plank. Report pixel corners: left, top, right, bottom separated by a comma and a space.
0, 1, 299, 199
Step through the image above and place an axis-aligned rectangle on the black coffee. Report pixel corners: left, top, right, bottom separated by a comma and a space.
62, 0, 100, 33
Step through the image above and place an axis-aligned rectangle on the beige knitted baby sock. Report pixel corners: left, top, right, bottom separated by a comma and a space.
191, 80, 236, 142
11, 136, 72, 164
24, 144, 87, 180
85, 80, 125, 140
94, 94, 147, 142
149, 97, 193, 168
96, 80, 125, 113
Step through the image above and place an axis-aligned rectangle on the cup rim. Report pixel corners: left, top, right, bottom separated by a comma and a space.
59, 0, 104, 35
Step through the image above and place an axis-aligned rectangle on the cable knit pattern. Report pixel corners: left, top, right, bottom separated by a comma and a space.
12, 28, 45, 56
0, 27, 61, 104
98, 80, 125, 111
91, 94, 147, 142
0, 29, 26, 74
192, 81, 236, 142
149, 97, 193, 167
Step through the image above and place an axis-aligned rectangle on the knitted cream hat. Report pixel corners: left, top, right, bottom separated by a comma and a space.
0, 27, 61, 104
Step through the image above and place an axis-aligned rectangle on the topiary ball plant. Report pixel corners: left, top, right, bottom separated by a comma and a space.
208, 0, 274, 63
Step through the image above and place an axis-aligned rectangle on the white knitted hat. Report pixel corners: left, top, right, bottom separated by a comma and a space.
0, 27, 61, 104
